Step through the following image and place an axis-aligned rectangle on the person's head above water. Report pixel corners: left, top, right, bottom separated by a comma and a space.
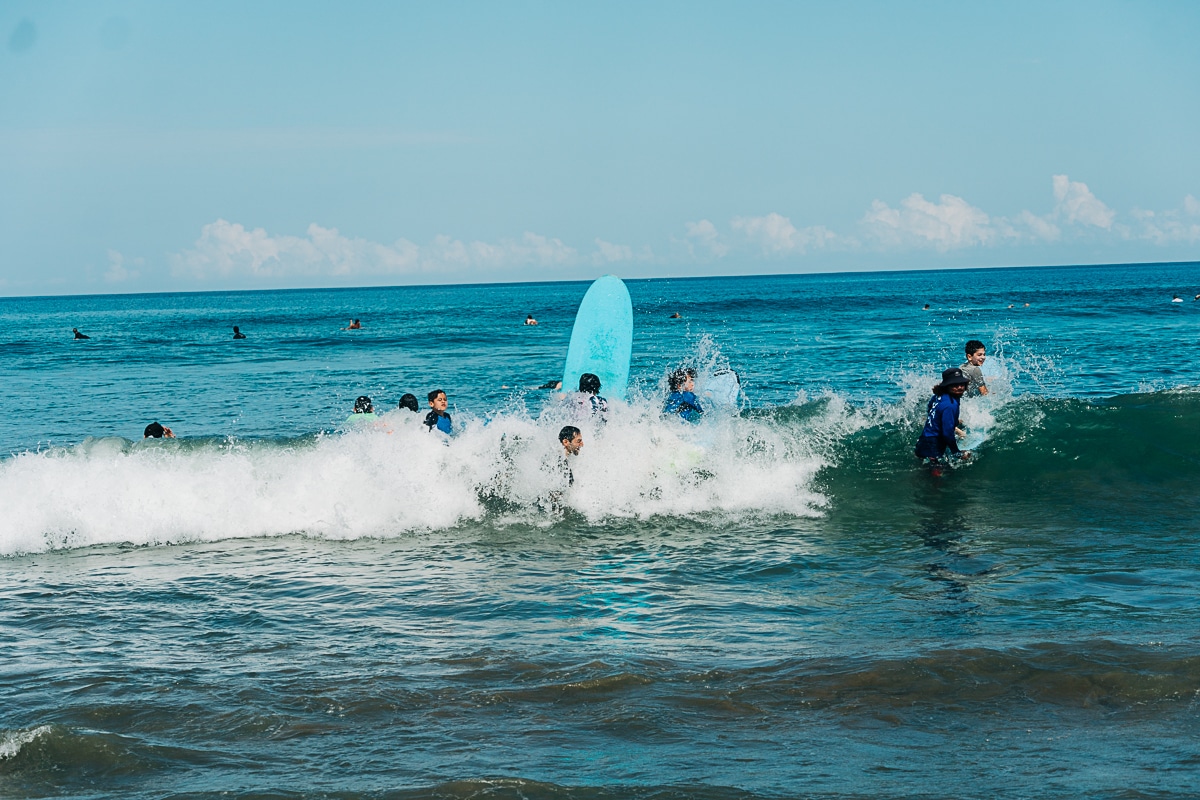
668, 367, 696, 393
578, 373, 601, 395
428, 389, 448, 412
933, 367, 970, 396
353, 396, 373, 414
559, 425, 583, 456
398, 393, 419, 412
144, 422, 174, 439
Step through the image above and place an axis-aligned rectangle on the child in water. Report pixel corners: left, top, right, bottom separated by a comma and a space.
915, 368, 972, 474
664, 367, 703, 423
424, 389, 452, 434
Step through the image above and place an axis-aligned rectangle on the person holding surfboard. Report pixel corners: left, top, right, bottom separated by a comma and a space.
573, 373, 609, 420
915, 368, 972, 474
664, 367, 703, 423
960, 340, 989, 397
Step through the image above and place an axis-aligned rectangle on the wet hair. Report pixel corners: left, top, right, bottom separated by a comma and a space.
232, 326, 240, 333
398, 394, 419, 412
428, 389, 446, 403
354, 396, 373, 413
578, 373, 601, 394
668, 367, 696, 393
144, 422, 166, 439
965, 339, 985, 356
559, 425, 581, 444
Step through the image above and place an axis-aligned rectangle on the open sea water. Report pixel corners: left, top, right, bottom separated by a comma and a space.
3, 262, 1200, 799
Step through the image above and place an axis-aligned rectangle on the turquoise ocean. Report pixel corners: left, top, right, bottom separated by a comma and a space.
3, 261, 1200, 799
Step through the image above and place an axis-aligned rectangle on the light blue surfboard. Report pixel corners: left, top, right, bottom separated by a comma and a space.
562, 275, 633, 402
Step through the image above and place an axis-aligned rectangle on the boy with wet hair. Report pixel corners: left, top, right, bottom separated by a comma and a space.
960, 340, 989, 397
424, 389, 452, 434
664, 367, 703, 422
559, 425, 583, 456
558, 425, 583, 487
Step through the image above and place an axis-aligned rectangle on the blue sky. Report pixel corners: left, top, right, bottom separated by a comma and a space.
2, 1, 1198, 295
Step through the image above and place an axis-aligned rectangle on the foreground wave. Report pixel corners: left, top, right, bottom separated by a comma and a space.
3, 387, 1199, 555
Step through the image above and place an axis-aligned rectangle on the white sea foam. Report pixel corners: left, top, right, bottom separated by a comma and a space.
0, 393, 839, 556
0, 724, 52, 760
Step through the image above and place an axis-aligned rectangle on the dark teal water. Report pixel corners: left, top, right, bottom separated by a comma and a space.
3, 263, 1200, 798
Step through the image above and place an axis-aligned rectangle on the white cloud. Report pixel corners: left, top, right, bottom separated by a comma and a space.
731, 212, 836, 255
683, 219, 729, 258
170, 220, 577, 280
861, 193, 996, 250
104, 249, 140, 282
1051, 174, 1115, 229
592, 238, 633, 264
1131, 195, 1200, 245
1014, 209, 1061, 242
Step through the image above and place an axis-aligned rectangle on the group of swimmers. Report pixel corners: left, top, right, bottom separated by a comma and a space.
139, 328, 988, 481
914, 339, 989, 476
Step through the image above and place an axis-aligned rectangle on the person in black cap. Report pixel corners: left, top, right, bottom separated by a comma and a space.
914, 367, 971, 473
144, 422, 174, 439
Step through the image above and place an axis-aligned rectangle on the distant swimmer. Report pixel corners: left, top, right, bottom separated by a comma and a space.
664, 367, 703, 423
914, 368, 971, 475
575, 372, 609, 419
398, 393, 420, 413
72, 328, 90, 340
558, 425, 583, 486
537, 380, 563, 390
232, 326, 246, 339
922, 304, 931, 311
670, 312, 682, 319
525, 314, 538, 326
144, 422, 174, 439
960, 340, 989, 397
343, 319, 362, 330
1194, 294, 1200, 301
1172, 295, 1183, 303
424, 389, 452, 434
346, 395, 378, 424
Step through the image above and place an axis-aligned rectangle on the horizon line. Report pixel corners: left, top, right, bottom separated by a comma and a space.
3, 257, 1198, 302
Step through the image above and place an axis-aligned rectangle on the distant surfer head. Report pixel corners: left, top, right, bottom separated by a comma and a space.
354, 396, 373, 414
933, 368, 970, 397
578, 373, 601, 395
143, 422, 174, 439
398, 393, 419, 412
668, 367, 696, 393
559, 425, 583, 456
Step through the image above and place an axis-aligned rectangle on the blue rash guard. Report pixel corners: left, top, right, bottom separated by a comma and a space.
424, 410, 452, 434
664, 391, 703, 423
914, 392, 961, 459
